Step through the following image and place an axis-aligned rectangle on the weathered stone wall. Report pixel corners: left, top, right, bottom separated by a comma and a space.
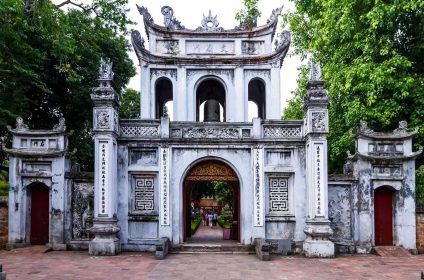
0, 196, 8, 247
416, 206, 424, 253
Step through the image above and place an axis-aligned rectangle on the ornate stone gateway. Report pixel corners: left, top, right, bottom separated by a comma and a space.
183, 160, 240, 242
5, 4, 421, 258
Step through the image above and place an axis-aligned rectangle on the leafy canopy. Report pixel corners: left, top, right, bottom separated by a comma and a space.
0, 0, 136, 170
282, 0, 424, 173
235, 0, 261, 29
120, 88, 140, 119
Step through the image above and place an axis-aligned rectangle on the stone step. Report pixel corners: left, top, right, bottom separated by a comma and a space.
170, 243, 254, 254
373, 246, 412, 257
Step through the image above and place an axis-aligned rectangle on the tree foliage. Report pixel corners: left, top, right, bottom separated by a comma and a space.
283, 0, 424, 175
120, 88, 140, 119
0, 0, 136, 170
235, 0, 261, 29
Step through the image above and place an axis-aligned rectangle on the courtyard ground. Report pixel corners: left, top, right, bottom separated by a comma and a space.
0, 246, 423, 280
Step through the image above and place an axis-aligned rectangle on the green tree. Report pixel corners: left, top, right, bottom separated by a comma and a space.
283, 0, 424, 174
235, 0, 261, 29
0, 0, 136, 170
120, 88, 140, 119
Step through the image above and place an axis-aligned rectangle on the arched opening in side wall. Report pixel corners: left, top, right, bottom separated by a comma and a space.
248, 78, 266, 119
155, 77, 173, 119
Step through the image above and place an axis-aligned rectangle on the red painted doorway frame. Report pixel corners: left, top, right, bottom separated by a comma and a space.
374, 186, 394, 246
29, 183, 50, 245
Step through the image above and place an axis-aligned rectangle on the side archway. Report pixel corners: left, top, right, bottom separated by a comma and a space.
374, 186, 395, 246
27, 182, 50, 245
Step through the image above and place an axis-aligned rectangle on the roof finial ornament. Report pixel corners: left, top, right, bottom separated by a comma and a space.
196, 10, 223, 32
53, 117, 66, 132
15, 116, 29, 131
161, 6, 184, 30
309, 55, 322, 82
358, 121, 375, 134
99, 58, 114, 81
92, 57, 117, 99
393, 120, 408, 135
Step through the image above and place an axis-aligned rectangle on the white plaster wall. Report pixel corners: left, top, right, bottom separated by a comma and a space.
395, 161, 416, 249
116, 144, 129, 243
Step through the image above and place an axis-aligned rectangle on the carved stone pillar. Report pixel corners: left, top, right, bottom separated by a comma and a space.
89, 58, 121, 255
303, 59, 334, 257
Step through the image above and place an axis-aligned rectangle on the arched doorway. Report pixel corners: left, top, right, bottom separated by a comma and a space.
29, 182, 50, 245
183, 160, 240, 242
374, 186, 394, 246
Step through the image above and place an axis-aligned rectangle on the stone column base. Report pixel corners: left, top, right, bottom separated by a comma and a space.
303, 239, 334, 258
88, 218, 121, 256
89, 237, 121, 256
303, 219, 334, 258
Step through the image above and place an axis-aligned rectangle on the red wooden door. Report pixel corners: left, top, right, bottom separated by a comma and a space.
30, 184, 49, 245
374, 187, 393, 246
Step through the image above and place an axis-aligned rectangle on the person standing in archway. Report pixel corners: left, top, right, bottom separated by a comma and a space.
213, 212, 218, 226
208, 212, 213, 228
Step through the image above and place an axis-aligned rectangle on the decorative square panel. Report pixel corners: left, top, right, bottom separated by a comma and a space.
134, 176, 155, 211
269, 177, 289, 212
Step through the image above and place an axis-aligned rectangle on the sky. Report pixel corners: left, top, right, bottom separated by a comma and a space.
125, 0, 302, 109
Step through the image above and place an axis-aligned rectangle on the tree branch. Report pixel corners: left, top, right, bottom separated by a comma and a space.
55, 0, 88, 11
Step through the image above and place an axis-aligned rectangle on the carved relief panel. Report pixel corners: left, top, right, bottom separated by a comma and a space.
94, 108, 117, 131
241, 40, 265, 55
156, 40, 180, 54
72, 182, 94, 240
306, 109, 328, 133
328, 185, 352, 242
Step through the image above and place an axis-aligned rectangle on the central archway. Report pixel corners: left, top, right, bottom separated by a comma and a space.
183, 160, 240, 242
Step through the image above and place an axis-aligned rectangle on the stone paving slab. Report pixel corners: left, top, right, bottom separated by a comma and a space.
0, 246, 423, 279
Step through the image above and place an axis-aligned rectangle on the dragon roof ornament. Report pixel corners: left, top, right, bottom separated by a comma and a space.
267, 6, 283, 23
136, 5, 283, 33
137, 5, 154, 23
161, 6, 184, 30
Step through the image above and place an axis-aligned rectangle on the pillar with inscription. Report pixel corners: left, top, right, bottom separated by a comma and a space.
302, 59, 334, 257
89, 58, 121, 255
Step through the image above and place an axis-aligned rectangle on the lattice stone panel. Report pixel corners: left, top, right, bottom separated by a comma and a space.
269, 177, 289, 212
134, 177, 154, 211
263, 126, 302, 138
121, 126, 159, 137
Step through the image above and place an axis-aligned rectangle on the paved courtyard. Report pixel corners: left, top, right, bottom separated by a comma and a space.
0, 246, 423, 280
